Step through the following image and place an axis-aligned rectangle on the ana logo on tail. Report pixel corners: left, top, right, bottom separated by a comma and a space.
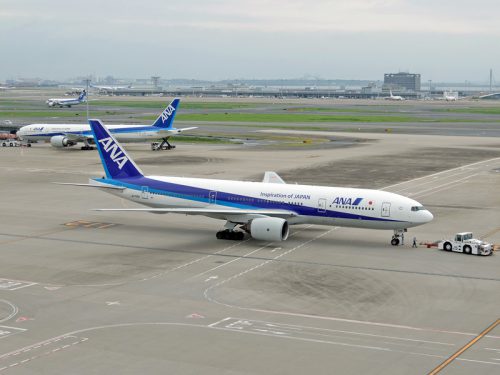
161, 104, 176, 123
98, 137, 129, 169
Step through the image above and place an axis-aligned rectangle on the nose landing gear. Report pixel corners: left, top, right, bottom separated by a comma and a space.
391, 229, 407, 246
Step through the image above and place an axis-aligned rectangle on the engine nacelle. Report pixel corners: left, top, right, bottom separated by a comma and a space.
250, 217, 289, 242
50, 135, 75, 148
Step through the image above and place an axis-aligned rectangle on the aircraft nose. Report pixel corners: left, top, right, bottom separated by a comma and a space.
423, 210, 434, 223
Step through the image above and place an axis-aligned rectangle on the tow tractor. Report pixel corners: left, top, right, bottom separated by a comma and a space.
437, 232, 493, 256
1, 139, 21, 147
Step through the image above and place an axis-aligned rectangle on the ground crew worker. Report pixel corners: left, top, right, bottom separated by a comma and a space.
412, 237, 417, 248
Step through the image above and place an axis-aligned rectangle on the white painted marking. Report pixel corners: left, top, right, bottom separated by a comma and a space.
141, 239, 251, 281
383, 157, 500, 190
204, 275, 218, 282
0, 326, 26, 340
105, 301, 120, 306
457, 357, 500, 366
44, 286, 61, 291
208, 317, 232, 328
0, 279, 37, 291
0, 300, 18, 323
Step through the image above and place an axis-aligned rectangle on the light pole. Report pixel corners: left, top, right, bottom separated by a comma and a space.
84, 77, 91, 121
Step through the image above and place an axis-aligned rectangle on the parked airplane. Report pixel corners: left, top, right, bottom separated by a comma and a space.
90, 84, 133, 93
47, 90, 87, 108
64, 119, 433, 245
386, 90, 404, 101
17, 98, 195, 150
444, 91, 459, 101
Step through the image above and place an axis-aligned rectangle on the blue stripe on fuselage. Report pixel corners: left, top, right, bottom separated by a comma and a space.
94, 177, 405, 223
28, 126, 174, 138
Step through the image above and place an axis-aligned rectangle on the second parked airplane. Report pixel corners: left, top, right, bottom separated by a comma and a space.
17, 99, 196, 150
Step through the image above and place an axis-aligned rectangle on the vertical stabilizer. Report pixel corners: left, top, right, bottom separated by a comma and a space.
151, 98, 180, 129
89, 119, 143, 179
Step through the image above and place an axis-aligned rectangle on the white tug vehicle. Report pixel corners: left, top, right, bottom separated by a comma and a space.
438, 232, 493, 256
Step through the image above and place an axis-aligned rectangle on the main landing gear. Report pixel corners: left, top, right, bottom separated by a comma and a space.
81, 139, 94, 150
151, 138, 176, 151
216, 221, 246, 241
391, 229, 407, 246
216, 230, 245, 241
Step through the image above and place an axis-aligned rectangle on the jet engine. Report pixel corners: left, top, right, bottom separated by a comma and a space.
250, 217, 289, 241
50, 135, 75, 148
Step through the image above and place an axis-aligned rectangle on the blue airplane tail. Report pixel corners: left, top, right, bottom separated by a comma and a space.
151, 98, 180, 129
89, 119, 144, 180
78, 90, 87, 101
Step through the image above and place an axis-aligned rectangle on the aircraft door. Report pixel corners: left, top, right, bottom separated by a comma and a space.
318, 198, 327, 214
141, 186, 150, 200
381, 202, 391, 217
209, 191, 217, 205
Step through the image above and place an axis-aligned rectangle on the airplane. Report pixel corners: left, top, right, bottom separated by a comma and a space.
47, 90, 87, 108
17, 98, 196, 150
61, 119, 434, 245
386, 90, 404, 101
444, 91, 458, 101
90, 84, 133, 93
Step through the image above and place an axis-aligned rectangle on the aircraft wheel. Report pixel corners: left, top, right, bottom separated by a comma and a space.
391, 238, 400, 246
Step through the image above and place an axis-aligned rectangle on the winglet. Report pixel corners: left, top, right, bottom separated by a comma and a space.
88, 119, 143, 179
151, 98, 180, 129
262, 171, 286, 184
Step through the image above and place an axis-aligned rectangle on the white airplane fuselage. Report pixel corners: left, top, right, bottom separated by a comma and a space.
95, 175, 433, 230
17, 123, 173, 143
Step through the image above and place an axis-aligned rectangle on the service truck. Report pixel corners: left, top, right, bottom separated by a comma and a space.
438, 232, 493, 256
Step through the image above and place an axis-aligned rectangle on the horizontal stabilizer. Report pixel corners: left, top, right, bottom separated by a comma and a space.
156, 127, 198, 136
262, 171, 286, 184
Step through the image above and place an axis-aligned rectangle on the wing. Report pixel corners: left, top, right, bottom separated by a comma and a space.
53, 182, 125, 190
63, 133, 92, 142
92, 207, 297, 222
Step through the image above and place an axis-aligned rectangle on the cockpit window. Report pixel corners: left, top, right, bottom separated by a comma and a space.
411, 206, 426, 211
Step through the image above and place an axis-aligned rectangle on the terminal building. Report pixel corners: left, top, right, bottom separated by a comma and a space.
384, 72, 421, 92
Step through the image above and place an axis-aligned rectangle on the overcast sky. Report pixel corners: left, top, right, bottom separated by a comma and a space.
1, 0, 499, 82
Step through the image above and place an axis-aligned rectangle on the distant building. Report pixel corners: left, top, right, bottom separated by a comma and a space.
384, 72, 421, 92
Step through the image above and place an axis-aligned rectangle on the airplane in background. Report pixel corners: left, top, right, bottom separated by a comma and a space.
47, 90, 87, 108
17, 98, 196, 150
91, 84, 133, 93
444, 91, 459, 101
386, 90, 405, 101
61, 119, 433, 245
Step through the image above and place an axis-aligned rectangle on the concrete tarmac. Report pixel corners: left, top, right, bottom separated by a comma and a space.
0, 127, 499, 373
